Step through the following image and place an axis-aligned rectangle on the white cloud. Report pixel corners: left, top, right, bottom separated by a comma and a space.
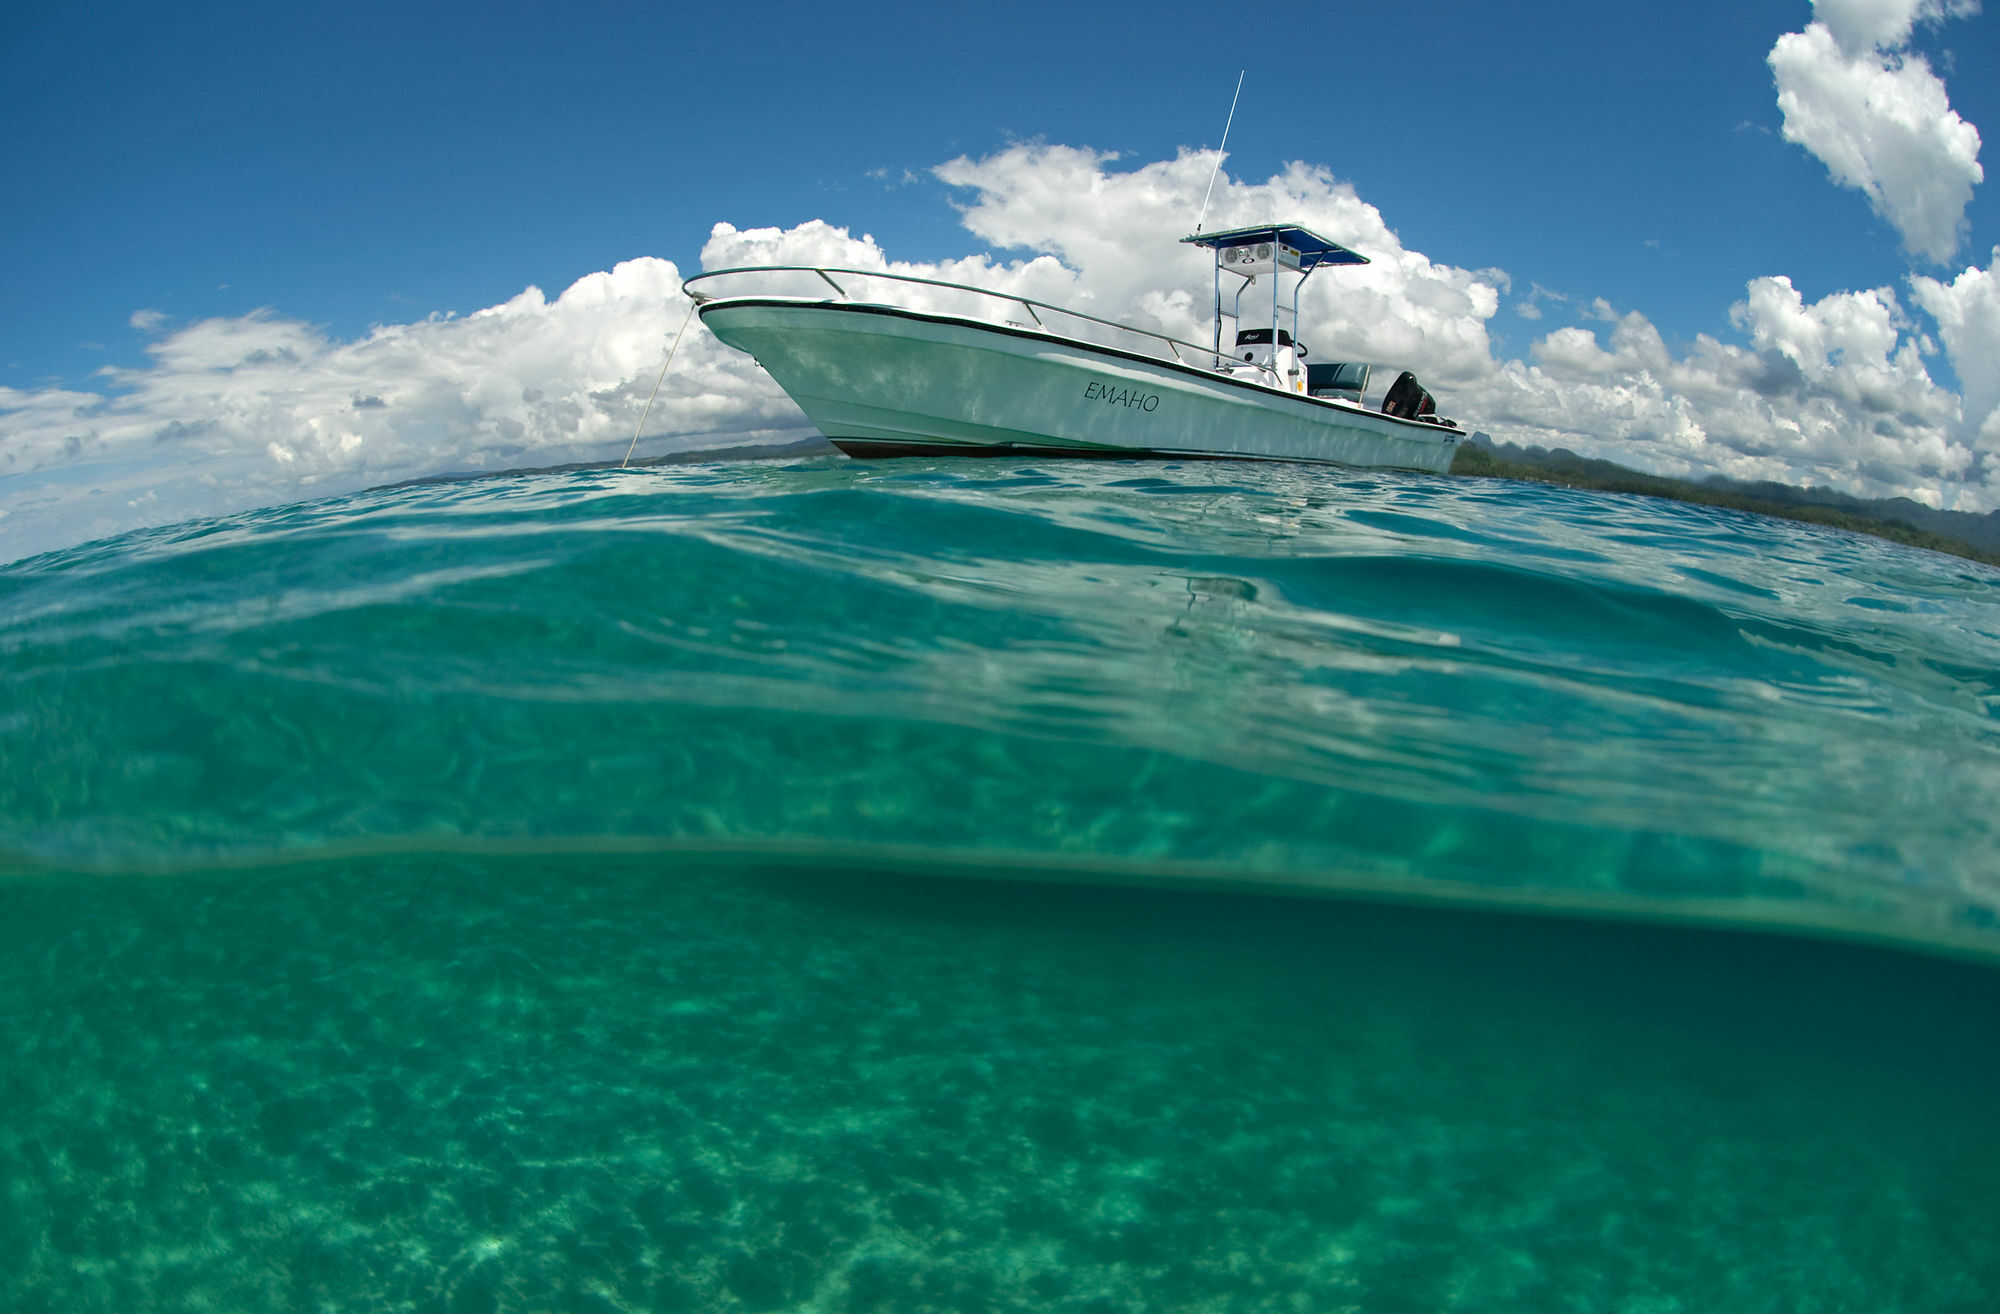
937, 145, 1507, 386
1513, 283, 1571, 321
3, 142, 1997, 561
1910, 248, 2000, 444
700, 145, 1509, 389
0, 260, 811, 559
1768, 2, 1984, 263
925, 146, 1989, 507
1465, 275, 1976, 507
697, 217, 1085, 317
1812, 0, 1979, 53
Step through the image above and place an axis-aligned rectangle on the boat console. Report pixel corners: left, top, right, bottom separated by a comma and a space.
1182, 223, 1457, 427
1183, 224, 1366, 393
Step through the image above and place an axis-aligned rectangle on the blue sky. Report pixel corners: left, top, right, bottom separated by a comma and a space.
7, 0, 1990, 381
2, 0, 1996, 556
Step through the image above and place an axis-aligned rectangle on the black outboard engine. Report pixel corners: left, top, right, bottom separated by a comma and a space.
1381, 370, 1434, 420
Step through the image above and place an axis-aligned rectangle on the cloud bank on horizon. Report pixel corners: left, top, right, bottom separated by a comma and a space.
1, 2, 1995, 561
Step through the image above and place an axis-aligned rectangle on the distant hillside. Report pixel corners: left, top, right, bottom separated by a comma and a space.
1452, 436, 2000, 568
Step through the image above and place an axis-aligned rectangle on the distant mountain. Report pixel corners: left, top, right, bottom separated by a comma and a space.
1454, 435, 2000, 567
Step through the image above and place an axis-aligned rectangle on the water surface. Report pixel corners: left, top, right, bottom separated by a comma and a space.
3, 458, 1997, 1309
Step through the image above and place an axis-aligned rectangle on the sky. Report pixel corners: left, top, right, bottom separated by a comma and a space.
2, 0, 1996, 559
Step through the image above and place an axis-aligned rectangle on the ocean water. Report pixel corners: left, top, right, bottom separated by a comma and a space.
2, 456, 1997, 1311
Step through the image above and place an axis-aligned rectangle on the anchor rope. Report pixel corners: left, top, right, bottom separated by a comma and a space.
622, 298, 699, 469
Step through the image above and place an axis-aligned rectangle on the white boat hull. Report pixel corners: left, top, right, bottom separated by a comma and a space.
700, 300, 1462, 474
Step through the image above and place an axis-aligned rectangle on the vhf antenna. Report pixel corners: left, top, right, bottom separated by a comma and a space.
1194, 70, 1244, 235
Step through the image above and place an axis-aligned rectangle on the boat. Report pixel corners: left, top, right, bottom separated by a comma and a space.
683, 223, 1464, 473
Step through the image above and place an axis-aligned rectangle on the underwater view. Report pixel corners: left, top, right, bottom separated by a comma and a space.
3, 456, 1999, 1310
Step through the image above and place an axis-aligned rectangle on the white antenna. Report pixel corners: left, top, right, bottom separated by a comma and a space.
1194, 70, 1245, 235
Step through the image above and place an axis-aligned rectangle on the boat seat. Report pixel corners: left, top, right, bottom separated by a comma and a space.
1307, 361, 1370, 401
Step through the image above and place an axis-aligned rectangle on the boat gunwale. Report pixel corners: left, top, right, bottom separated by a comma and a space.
696, 295, 1465, 439
685, 264, 1225, 365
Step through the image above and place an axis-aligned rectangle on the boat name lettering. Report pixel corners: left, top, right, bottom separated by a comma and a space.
1084, 381, 1160, 412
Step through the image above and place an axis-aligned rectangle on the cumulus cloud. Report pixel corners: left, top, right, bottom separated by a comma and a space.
1464, 277, 1976, 507
703, 145, 1508, 387
1812, 0, 1979, 51
0, 260, 810, 559
697, 217, 1086, 321
1769, 0, 1984, 263
941, 145, 1506, 385
2, 141, 1997, 560
1910, 248, 2000, 444
919, 146, 1990, 507
1514, 283, 1572, 321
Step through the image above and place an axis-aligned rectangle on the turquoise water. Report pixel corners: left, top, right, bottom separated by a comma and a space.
3, 457, 1999, 1309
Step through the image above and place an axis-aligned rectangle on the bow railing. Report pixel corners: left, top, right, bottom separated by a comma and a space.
682, 265, 1235, 373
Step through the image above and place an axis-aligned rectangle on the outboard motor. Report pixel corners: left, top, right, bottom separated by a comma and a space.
1381, 370, 1434, 420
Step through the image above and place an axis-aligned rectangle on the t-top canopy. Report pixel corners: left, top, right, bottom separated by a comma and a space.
1181, 223, 1368, 270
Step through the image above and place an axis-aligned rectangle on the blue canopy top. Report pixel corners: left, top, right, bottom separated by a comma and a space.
1181, 223, 1368, 269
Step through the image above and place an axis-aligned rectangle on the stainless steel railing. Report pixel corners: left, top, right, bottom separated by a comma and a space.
681, 265, 1237, 374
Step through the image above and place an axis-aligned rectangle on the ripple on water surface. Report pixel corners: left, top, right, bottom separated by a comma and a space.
2, 458, 1995, 953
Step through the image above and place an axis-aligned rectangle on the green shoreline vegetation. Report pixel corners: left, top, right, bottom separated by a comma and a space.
1450, 439, 2000, 568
